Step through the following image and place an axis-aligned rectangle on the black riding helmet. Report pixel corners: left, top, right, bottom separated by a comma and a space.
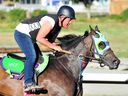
57, 5, 76, 19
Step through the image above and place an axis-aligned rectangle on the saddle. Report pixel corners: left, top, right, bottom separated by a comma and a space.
1, 53, 49, 80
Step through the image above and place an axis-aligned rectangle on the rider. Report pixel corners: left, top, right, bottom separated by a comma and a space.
14, 5, 76, 92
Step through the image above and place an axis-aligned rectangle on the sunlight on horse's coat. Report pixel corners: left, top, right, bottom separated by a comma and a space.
41, 79, 67, 96
0, 78, 23, 96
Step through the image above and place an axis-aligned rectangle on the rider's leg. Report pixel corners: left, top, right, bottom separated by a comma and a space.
14, 30, 42, 92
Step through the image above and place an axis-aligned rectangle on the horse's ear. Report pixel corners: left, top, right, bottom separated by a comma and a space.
84, 30, 89, 37
89, 25, 96, 35
95, 25, 100, 32
89, 25, 93, 31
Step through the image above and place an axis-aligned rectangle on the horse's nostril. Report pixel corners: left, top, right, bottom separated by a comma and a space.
113, 60, 117, 64
113, 59, 120, 69
113, 60, 119, 65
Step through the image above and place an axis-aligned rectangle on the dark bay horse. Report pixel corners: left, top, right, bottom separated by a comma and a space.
0, 25, 120, 96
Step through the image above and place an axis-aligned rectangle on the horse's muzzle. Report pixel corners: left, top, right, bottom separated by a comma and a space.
101, 58, 120, 70
111, 59, 120, 69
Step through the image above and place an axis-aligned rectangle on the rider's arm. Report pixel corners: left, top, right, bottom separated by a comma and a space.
36, 19, 62, 51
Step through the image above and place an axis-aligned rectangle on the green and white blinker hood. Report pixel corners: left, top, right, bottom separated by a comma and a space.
92, 31, 110, 58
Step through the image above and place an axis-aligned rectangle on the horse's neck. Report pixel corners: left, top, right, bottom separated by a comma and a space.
71, 41, 85, 55
66, 41, 86, 79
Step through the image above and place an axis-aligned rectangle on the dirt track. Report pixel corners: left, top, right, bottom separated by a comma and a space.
83, 58, 128, 96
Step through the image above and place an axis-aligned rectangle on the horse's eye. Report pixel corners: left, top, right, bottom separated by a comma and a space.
98, 41, 106, 50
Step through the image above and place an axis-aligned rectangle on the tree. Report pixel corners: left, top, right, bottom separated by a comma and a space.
80, 0, 94, 19
80, 0, 94, 7
72, 0, 79, 3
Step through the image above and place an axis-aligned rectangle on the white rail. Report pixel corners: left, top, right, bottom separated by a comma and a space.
82, 73, 128, 84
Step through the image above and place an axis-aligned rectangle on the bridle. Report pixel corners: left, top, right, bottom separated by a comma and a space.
80, 33, 110, 67
56, 32, 113, 67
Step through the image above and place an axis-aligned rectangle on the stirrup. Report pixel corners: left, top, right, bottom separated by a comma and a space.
24, 83, 44, 93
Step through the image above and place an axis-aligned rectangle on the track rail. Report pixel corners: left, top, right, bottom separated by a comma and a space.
0, 48, 21, 53
0, 47, 51, 53
82, 80, 128, 84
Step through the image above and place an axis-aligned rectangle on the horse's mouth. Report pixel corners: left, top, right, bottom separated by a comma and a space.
100, 63, 119, 70
100, 59, 120, 70
109, 65, 119, 70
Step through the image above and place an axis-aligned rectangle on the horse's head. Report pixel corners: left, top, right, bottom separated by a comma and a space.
84, 25, 120, 69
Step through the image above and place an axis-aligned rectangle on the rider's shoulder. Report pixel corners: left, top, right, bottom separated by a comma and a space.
40, 15, 55, 28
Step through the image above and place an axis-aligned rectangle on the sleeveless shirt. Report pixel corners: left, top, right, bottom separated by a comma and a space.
16, 14, 61, 43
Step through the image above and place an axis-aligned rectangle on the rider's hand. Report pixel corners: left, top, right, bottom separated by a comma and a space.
52, 42, 58, 46
53, 45, 62, 52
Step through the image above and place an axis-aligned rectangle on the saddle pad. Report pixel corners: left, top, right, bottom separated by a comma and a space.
35, 54, 49, 75
2, 56, 24, 74
1, 54, 49, 79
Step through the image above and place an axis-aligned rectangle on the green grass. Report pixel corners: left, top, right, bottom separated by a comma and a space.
0, 14, 128, 58
0, 28, 14, 33
62, 21, 128, 58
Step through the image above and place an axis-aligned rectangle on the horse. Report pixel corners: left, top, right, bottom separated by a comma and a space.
0, 25, 120, 96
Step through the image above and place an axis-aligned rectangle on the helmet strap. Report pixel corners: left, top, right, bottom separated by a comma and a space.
60, 17, 67, 27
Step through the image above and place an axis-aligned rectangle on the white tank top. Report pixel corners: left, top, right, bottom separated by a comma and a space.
16, 16, 55, 36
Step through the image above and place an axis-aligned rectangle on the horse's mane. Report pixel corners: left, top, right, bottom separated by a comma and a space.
57, 31, 89, 50
57, 34, 82, 50
57, 34, 78, 42
48, 31, 89, 80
